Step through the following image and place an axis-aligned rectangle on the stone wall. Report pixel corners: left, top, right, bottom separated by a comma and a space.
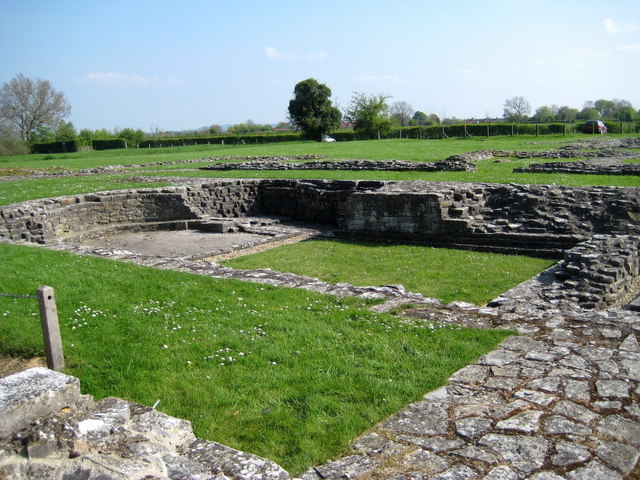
1, 179, 640, 258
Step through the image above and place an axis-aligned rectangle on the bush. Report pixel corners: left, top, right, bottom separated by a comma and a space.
31, 140, 78, 154
92, 139, 127, 150
138, 133, 302, 148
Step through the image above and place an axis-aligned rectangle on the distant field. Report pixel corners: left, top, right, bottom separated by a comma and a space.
1, 135, 639, 206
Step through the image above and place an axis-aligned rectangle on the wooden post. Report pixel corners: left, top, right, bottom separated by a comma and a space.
37, 286, 64, 371
487, 125, 490, 137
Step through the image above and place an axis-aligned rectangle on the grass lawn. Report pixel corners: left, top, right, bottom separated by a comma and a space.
0, 242, 510, 474
1, 136, 638, 208
221, 239, 555, 305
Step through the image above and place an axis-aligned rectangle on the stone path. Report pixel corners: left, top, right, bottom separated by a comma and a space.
298, 270, 640, 479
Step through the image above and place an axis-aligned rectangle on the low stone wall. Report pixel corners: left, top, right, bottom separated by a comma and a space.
200, 157, 476, 172
0, 368, 290, 480
2, 180, 640, 258
514, 161, 640, 176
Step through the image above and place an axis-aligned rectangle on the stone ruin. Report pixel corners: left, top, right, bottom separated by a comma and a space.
1, 171, 640, 477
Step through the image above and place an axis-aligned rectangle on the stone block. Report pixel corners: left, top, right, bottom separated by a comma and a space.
0, 367, 83, 438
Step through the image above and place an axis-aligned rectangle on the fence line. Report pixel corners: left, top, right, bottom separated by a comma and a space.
0, 286, 64, 371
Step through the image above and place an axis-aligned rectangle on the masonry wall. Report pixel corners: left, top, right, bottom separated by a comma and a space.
1, 180, 640, 257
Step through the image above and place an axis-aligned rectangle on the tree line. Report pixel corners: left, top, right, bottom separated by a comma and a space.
1, 74, 639, 155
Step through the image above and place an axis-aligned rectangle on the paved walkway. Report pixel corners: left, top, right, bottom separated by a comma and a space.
299, 271, 640, 479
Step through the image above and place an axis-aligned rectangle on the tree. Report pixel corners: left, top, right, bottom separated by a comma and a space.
117, 127, 144, 147
389, 101, 414, 126
344, 92, 392, 139
410, 111, 429, 126
287, 78, 341, 140
556, 106, 579, 122
594, 99, 616, 119
503, 96, 531, 123
577, 107, 600, 121
55, 121, 77, 141
0, 74, 71, 142
531, 106, 555, 123
0, 121, 28, 155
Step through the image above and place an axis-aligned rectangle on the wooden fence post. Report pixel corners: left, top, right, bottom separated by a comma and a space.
37, 286, 64, 371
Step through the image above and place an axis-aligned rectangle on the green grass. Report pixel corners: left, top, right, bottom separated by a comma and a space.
0, 242, 510, 474
221, 239, 555, 305
1, 136, 638, 208
0, 134, 633, 170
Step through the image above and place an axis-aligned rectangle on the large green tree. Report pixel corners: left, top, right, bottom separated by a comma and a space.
0, 74, 71, 141
344, 92, 392, 139
288, 78, 341, 140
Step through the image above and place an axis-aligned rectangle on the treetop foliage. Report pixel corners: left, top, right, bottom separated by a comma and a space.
288, 78, 342, 140
344, 92, 393, 139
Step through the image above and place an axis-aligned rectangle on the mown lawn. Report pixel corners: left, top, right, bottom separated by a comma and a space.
0, 242, 510, 474
222, 239, 555, 305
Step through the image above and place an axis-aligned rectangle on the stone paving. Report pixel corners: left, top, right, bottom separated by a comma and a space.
298, 268, 640, 479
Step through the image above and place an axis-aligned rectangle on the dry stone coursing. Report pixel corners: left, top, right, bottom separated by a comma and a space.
3, 180, 640, 259
0, 368, 290, 480
200, 156, 477, 172
514, 161, 640, 176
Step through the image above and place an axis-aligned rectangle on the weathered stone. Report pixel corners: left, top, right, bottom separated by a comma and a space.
545, 415, 591, 436
482, 465, 518, 480
395, 435, 464, 452
596, 379, 630, 398
597, 415, 640, 447
455, 416, 492, 438
551, 440, 591, 467
379, 402, 449, 436
0, 367, 84, 438
514, 389, 557, 406
596, 440, 640, 475
478, 434, 549, 475
566, 459, 623, 480
495, 409, 543, 433
619, 333, 640, 352
552, 400, 599, 424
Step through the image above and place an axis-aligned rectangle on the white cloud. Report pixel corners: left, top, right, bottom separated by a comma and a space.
603, 18, 640, 34
354, 74, 401, 83
616, 43, 640, 52
265, 47, 327, 61
78, 72, 183, 86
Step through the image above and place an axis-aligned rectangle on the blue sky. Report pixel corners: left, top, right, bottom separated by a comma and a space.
1, 0, 639, 132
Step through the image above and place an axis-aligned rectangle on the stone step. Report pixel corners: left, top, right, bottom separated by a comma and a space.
0, 367, 87, 439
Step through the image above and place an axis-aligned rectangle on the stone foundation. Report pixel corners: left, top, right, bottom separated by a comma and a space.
2, 180, 640, 258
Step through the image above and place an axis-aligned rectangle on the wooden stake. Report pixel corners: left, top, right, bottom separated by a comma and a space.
38, 286, 64, 371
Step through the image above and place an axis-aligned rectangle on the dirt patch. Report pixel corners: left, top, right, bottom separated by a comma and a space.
0, 355, 46, 378
80, 230, 270, 259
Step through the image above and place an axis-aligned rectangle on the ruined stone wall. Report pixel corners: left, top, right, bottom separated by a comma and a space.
2, 180, 640, 256
257, 179, 384, 225
0, 189, 198, 243
180, 181, 262, 218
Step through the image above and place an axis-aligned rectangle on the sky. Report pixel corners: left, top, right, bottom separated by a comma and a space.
1, 0, 639, 132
